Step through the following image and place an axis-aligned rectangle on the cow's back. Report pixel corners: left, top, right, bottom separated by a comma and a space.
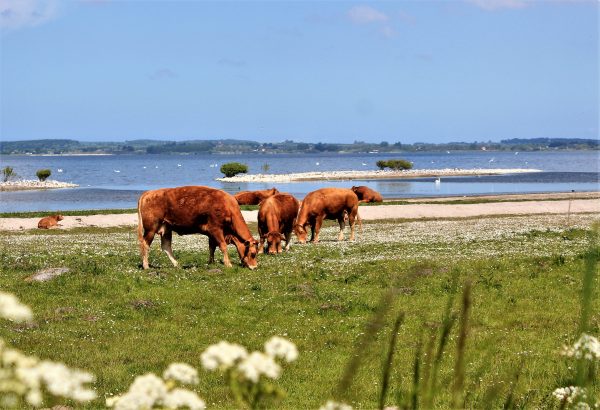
303, 188, 356, 216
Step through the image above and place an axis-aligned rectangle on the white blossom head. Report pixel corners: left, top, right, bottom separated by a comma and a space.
264, 336, 298, 363
163, 363, 199, 385
561, 334, 600, 361
319, 400, 354, 410
237, 351, 281, 383
201, 341, 248, 371
163, 388, 206, 410
0, 292, 33, 323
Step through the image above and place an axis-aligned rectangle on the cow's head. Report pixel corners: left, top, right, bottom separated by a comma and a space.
294, 223, 308, 244
265, 231, 285, 254
55, 214, 64, 221
241, 238, 259, 270
270, 187, 280, 195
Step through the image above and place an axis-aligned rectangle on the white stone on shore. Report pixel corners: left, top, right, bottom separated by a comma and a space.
0, 179, 79, 191
216, 168, 541, 183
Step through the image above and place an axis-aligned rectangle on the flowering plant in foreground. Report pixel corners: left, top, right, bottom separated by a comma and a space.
201, 336, 298, 409
106, 363, 205, 410
552, 333, 600, 409
0, 292, 97, 408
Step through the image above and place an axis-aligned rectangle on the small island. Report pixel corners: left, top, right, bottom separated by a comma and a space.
0, 180, 79, 191
216, 168, 542, 183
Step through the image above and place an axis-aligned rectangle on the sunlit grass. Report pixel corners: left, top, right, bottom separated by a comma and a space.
0, 214, 598, 408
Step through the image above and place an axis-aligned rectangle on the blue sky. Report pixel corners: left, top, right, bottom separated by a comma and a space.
0, 0, 597, 144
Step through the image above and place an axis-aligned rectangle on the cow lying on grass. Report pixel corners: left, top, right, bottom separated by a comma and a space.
257, 193, 300, 254
351, 185, 383, 203
37, 214, 64, 229
234, 188, 279, 205
294, 188, 359, 243
137, 186, 258, 269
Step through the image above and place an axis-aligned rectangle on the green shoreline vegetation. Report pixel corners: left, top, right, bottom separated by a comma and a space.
1, 137, 598, 155
0, 214, 598, 408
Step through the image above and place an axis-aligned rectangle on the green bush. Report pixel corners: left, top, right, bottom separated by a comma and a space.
220, 162, 248, 178
376, 159, 413, 170
2, 166, 15, 182
36, 169, 52, 181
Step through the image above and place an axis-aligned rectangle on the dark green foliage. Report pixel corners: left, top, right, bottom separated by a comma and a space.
2, 166, 15, 182
376, 159, 413, 170
220, 162, 248, 178
35, 169, 52, 181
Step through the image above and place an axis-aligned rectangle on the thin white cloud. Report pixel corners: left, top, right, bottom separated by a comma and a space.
0, 0, 59, 30
347, 5, 388, 24
465, 0, 528, 10
379, 25, 397, 38
150, 68, 178, 80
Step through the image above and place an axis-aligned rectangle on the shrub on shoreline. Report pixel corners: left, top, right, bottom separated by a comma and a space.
36, 169, 52, 181
220, 162, 248, 178
376, 159, 413, 170
2, 166, 16, 182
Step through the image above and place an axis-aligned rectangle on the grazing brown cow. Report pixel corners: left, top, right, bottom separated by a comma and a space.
257, 193, 300, 254
137, 186, 258, 270
294, 188, 359, 243
234, 188, 279, 205
37, 214, 64, 229
351, 185, 383, 203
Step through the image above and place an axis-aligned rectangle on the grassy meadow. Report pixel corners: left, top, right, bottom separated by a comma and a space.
0, 212, 598, 408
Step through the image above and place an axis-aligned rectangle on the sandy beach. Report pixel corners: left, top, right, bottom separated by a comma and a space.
216, 168, 542, 183
1, 193, 598, 231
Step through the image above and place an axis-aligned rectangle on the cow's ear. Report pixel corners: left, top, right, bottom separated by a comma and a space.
280, 233, 285, 239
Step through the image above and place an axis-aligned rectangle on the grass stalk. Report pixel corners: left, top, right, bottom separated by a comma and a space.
379, 311, 405, 410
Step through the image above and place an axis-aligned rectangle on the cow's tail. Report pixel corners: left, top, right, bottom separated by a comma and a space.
137, 193, 146, 248
356, 210, 363, 233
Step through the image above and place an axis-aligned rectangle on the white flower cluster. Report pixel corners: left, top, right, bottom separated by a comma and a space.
561, 334, 600, 361
0, 340, 96, 407
106, 364, 205, 410
163, 363, 199, 385
552, 386, 587, 404
319, 400, 354, 410
200, 341, 248, 371
264, 336, 299, 363
0, 291, 33, 323
201, 336, 298, 383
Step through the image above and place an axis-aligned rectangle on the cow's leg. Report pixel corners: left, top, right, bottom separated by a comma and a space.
141, 229, 156, 270
160, 227, 178, 267
208, 237, 218, 264
211, 232, 232, 267
312, 215, 324, 243
284, 231, 292, 251
348, 207, 358, 241
337, 216, 346, 241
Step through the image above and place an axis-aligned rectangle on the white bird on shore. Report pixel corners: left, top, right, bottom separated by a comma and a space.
177, 164, 182, 167
143, 166, 146, 169
515, 152, 519, 155
489, 158, 495, 163
434, 177, 441, 185
362, 162, 367, 166
57, 169, 63, 173
155, 166, 159, 169
315, 162, 320, 166
114, 170, 120, 173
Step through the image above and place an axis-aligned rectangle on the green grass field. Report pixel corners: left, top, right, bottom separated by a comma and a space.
1, 213, 598, 409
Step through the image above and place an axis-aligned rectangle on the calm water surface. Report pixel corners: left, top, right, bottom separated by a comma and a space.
1, 151, 598, 212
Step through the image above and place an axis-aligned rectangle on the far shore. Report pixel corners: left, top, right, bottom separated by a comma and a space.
0, 180, 79, 191
216, 168, 542, 183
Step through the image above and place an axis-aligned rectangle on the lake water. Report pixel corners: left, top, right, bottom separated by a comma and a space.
0, 151, 598, 212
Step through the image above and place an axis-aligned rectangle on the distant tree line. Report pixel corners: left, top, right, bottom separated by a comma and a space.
1, 137, 597, 155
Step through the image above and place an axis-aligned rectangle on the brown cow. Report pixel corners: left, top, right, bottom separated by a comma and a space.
234, 188, 279, 205
137, 186, 258, 270
37, 214, 64, 229
351, 185, 383, 203
294, 188, 359, 243
257, 193, 300, 254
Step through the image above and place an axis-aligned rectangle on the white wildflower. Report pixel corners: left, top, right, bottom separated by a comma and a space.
237, 351, 281, 382
163, 363, 199, 385
201, 341, 248, 371
0, 292, 33, 323
163, 388, 206, 410
319, 400, 354, 410
108, 373, 166, 410
264, 336, 298, 363
561, 334, 600, 361
553, 386, 587, 404
35, 361, 97, 402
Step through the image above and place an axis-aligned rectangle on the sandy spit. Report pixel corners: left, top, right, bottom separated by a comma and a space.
216, 168, 542, 183
0, 180, 79, 191
1, 198, 598, 232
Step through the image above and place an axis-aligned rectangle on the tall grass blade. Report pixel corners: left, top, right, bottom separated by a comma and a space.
502, 358, 524, 410
379, 311, 405, 410
451, 281, 472, 408
410, 334, 423, 410
336, 287, 397, 399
